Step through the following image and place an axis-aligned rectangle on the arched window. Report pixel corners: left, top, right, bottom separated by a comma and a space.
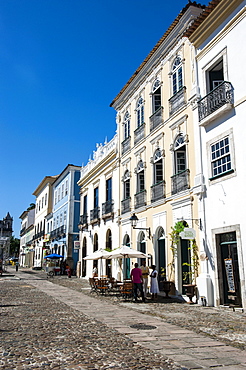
152, 79, 161, 113
136, 160, 145, 193
82, 237, 87, 277
123, 170, 130, 199
136, 97, 144, 128
153, 149, 163, 184
93, 233, 98, 252
174, 134, 186, 174
137, 231, 146, 266
172, 56, 183, 95
123, 111, 130, 140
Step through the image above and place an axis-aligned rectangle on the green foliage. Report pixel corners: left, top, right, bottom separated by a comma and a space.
168, 221, 185, 280
182, 239, 199, 284
9, 236, 20, 256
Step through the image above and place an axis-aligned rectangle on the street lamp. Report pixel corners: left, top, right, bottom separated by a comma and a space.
129, 213, 151, 239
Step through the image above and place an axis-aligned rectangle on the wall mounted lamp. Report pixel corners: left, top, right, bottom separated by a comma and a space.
129, 213, 151, 239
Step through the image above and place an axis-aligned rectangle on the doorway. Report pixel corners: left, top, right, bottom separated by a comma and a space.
82, 237, 87, 277
216, 231, 241, 306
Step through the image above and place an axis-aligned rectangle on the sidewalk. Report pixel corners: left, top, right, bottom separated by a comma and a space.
4, 267, 245, 370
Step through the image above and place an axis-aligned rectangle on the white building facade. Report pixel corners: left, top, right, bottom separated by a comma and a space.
188, 0, 246, 308
78, 135, 120, 279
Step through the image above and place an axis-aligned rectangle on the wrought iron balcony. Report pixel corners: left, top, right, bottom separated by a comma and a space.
121, 197, 131, 214
102, 199, 114, 217
90, 207, 100, 222
150, 106, 163, 132
169, 86, 186, 116
198, 81, 233, 122
80, 214, 88, 226
171, 169, 190, 195
50, 226, 66, 239
134, 190, 146, 209
121, 136, 131, 155
151, 181, 165, 203
134, 123, 145, 145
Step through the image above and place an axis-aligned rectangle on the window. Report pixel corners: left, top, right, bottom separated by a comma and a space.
65, 180, 68, 196
60, 213, 63, 224
174, 134, 186, 174
55, 191, 57, 205
39, 200, 41, 211
61, 184, 64, 198
45, 193, 47, 206
210, 136, 232, 178
207, 58, 224, 92
83, 195, 87, 214
93, 233, 98, 252
153, 149, 163, 184
152, 79, 161, 113
106, 178, 112, 201
64, 211, 67, 224
42, 197, 44, 208
136, 160, 145, 192
172, 56, 183, 95
123, 170, 130, 199
58, 187, 60, 202
123, 111, 130, 140
137, 97, 144, 128
57, 216, 59, 227
94, 187, 99, 208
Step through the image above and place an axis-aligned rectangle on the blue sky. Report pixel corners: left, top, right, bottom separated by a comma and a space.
0, 0, 209, 236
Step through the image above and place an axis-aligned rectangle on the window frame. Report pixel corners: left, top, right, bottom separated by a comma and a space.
152, 79, 162, 114
136, 97, 144, 128
153, 149, 163, 185
123, 111, 130, 140
172, 56, 183, 96
136, 160, 145, 193
207, 128, 235, 183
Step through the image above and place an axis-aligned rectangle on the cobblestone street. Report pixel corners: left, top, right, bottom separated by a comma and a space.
1, 267, 246, 370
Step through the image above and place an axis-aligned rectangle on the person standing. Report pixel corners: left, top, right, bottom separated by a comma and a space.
130, 263, 145, 302
140, 260, 149, 298
150, 265, 159, 301
15, 261, 19, 272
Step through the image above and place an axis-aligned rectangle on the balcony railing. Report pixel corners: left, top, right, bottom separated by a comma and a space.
102, 199, 114, 216
33, 230, 45, 240
150, 106, 163, 132
134, 190, 146, 209
90, 207, 100, 222
151, 181, 165, 203
50, 226, 66, 239
121, 136, 131, 155
171, 169, 190, 195
169, 86, 186, 116
134, 123, 145, 145
198, 81, 233, 122
121, 197, 131, 214
80, 214, 88, 226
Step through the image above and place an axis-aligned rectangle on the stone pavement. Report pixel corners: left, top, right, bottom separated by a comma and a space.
1, 267, 246, 369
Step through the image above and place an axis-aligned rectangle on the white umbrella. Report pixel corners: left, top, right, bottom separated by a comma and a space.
107, 245, 148, 259
83, 249, 111, 277
106, 246, 148, 280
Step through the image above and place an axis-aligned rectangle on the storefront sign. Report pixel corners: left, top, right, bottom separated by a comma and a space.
74, 241, 80, 249
224, 258, 236, 293
179, 228, 196, 240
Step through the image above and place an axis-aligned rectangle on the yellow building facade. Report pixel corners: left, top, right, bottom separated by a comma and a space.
110, 3, 204, 295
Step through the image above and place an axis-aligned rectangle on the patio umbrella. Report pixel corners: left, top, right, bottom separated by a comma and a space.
107, 245, 148, 259
83, 249, 111, 277
44, 253, 64, 259
107, 246, 148, 279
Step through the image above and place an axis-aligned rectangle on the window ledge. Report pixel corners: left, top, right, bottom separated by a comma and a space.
209, 169, 234, 181
199, 103, 233, 127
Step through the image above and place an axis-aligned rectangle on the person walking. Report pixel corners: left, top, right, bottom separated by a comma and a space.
150, 265, 159, 301
140, 260, 149, 298
130, 263, 145, 303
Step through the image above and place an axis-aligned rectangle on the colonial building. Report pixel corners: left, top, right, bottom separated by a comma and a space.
19, 207, 35, 267
186, 0, 246, 308
32, 176, 57, 268
78, 135, 119, 279
110, 2, 205, 295
46, 164, 81, 273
